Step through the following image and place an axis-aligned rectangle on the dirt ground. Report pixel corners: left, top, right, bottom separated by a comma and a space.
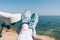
0, 29, 55, 40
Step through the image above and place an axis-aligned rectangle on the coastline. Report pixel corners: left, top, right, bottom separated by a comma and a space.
0, 29, 55, 40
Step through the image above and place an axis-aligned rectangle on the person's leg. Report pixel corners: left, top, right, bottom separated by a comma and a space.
29, 22, 36, 40
18, 23, 33, 40
29, 13, 39, 39
22, 10, 38, 39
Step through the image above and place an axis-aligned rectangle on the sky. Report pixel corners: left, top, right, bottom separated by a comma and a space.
0, 0, 60, 15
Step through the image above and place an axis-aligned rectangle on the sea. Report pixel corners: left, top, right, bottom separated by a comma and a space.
36, 16, 60, 40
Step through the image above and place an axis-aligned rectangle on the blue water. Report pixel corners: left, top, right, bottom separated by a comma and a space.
36, 16, 60, 39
